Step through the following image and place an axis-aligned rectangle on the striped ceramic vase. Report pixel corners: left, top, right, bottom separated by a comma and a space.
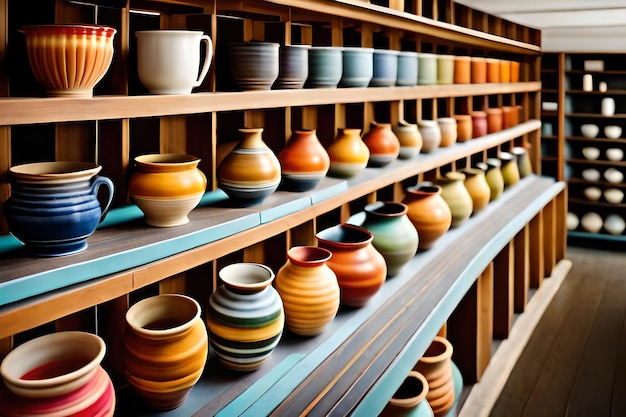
207, 263, 284, 371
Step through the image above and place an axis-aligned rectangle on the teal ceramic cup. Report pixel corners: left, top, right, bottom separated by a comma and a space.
339, 47, 373, 88
307, 46, 343, 88
397, 51, 419, 86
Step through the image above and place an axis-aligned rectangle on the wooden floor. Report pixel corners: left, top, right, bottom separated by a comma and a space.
490, 245, 626, 417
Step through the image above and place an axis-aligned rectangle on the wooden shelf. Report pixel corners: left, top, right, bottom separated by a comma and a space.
567, 89, 626, 95
565, 112, 626, 119
566, 136, 626, 144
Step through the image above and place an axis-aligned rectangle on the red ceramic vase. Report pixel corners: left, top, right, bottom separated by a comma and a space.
362, 123, 401, 167
278, 129, 330, 192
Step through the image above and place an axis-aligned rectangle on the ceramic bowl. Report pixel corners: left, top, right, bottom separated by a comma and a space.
604, 125, 622, 139
307, 46, 343, 88
274, 45, 309, 89
566, 212, 579, 231
1, 331, 106, 398
396, 51, 419, 86
604, 167, 624, 183
604, 214, 626, 235
370, 49, 398, 87
583, 186, 602, 201
604, 188, 624, 204
582, 147, 600, 160
580, 124, 599, 138
580, 212, 603, 233
228, 42, 280, 91
339, 47, 373, 88
606, 148, 624, 161
19, 25, 116, 98
581, 168, 601, 181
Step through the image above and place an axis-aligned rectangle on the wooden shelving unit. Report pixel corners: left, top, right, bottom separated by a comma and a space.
0, 0, 566, 415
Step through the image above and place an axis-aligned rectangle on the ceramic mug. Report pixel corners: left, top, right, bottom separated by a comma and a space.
136, 30, 213, 95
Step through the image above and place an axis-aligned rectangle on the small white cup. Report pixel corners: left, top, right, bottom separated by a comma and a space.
136, 30, 213, 95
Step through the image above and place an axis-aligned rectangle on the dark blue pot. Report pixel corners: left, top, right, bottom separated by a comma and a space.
3, 176, 114, 256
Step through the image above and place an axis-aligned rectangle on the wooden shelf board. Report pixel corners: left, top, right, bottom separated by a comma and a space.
565, 112, 626, 119
567, 90, 626, 95
566, 136, 626, 144
566, 158, 626, 167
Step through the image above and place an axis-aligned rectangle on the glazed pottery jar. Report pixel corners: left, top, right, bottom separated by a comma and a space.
327, 128, 370, 178
380, 371, 430, 417
401, 184, 452, 250
502, 105, 520, 128
123, 294, 208, 410
316, 223, 387, 307
500, 152, 520, 188
604, 214, 625, 235
499, 59, 511, 82
362, 122, 401, 167
227, 42, 279, 91
471, 111, 487, 138
436, 55, 454, 85
339, 47, 374, 88
418, 53, 437, 85
392, 121, 423, 159
217, 128, 281, 203
437, 117, 457, 147
307, 46, 343, 88
396, 51, 419, 86
414, 336, 455, 417
601, 97, 616, 116
371, 49, 399, 87
360, 201, 419, 277
129, 153, 207, 227
486, 108, 503, 133
580, 212, 603, 233
3, 161, 114, 256
486, 58, 500, 83
207, 263, 284, 371
278, 129, 330, 192
512, 146, 533, 178
510, 60, 520, 82
582, 74, 593, 91
470, 57, 487, 83
453, 114, 472, 142
436, 171, 473, 227
453, 56, 471, 84
477, 158, 505, 201
275, 246, 339, 336
275, 45, 309, 89
418, 120, 442, 153
460, 168, 491, 214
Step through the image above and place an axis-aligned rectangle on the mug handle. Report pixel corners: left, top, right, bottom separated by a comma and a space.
193, 35, 213, 88
90, 176, 115, 223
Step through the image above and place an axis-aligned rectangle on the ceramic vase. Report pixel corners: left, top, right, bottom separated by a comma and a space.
360, 201, 419, 277
371, 49, 398, 87
477, 158, 505, 201
129, 153, 207, 227
453, 56, 471, 84
123, 294, 208, 410
217, 128, 281, 203
275, 246, 340, 336
3, 161, 114, 256
278, 129, 330, 191
327, 128, 370, 178
486, 58, 500, 83
418, 53, 437, 85
402, 184, 452, 250
362, 123, 401, 167
499, 59, 511, 82
393, 121, 423, 159
437, 171, 473, 227
470, 57, 486, 83
316, 223, 387, 307
397, 51, 419, 86
486, 108, 503, 133
307, 46, 343, 88
453, 115, 472, 142
500, 152, 520, 188
380, 371, 430, 417
470, 111, 487, 138
437, 117, 457, 147
339, 47, 374, 88
274, 45, 309, 89
436, 55, 454, 85
228, 42, 280, 91
510, 61, 520, 82
414, 337, 455, 417
207, 263, 284, 371
602, 97, 615, 116
502, 105, 520, 129
460, 168, 491, 214
512, 146, 533, 178
418, 120, 442, 153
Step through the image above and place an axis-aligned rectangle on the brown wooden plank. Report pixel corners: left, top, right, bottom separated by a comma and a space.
514, 225, 529, 312
528, 211, 544, 288
493, 241, 514, 338
611, 293, 626, 417
543, 199, 556, 276
477, 262, 494, 379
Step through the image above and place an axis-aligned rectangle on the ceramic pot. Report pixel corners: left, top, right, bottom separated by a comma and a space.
327, 128, 370, 178
414, 337, 455, 417
393, 121, 423, 159
470, 57, 486, 83
583, 186, 602, 201
604, 125, 622, 139
582, 74, 593, 91
228, 42, 279, 91
499, 59, 511, 82
512, 146, 533, 178
402, 184, 452, 250
453, 56, 471, 84
123, 294, 208, 410
307, 46, 343, 88
471, 111, 487, 138
397, 51, 419, 86
339, 47, 373, 88
129, 153, 207, 227
486, 58, 500, 83
460, 168, 491, 214
380, 371, 430, 417
418, 53, 437, 85
502, 106, 520, 128
486, 108, 503, 133
207, 263, 284, 371
316, 223, 387, 307
510, 61, 520, 82
599, 81, 608, 92
360, 201, 419, 277
567, 212, 580, 231
477, 158, 505, 201
437, 117, 457, 147
274, 45, 309, 89
500, 152, 520, 188
602, 97, 615, 116
580, 212, 603, 234
217, 128, 281, 203
604, 188, 624, 204
275, 246, 340, 336
4, 161, 114, 256
278, 129, 330, 191
436, 171, 473, 227
453, 115, 472, 142
436, 55, 454, 85
604, 214, 625, 235
371, 49, 399, 87
604, 167, 624, 183
362, 122, 401, 167
606, 148, 624, 161
418, 120, 442, 153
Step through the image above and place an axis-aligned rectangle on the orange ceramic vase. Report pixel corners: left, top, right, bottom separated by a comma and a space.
502, 105, 520, 129
123, 294, 208, 411
499, 59, 511, 82
510, 61, 520, 82
327, 128, 370, 178
362, 123, 401, 167
129, 154, 207, 227
436, 171, 473, 227
470, 57, 486, 83
275, 246, 340, 336
316, 224, 387, 307
402, 184, 452, 250
453, 115, 472, 142
460, 167, 491, 214
278, 129, 330, 192
414, 337, 455, 417
453, 56, 471, 84
486, 58, 500, 83
486, 108, 503, 133
392, 121, 423, 159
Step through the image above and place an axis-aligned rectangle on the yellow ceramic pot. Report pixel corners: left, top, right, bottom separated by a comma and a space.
460, 167, 491, 214
436, 171, 473, 227
327, 128, 370, 178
